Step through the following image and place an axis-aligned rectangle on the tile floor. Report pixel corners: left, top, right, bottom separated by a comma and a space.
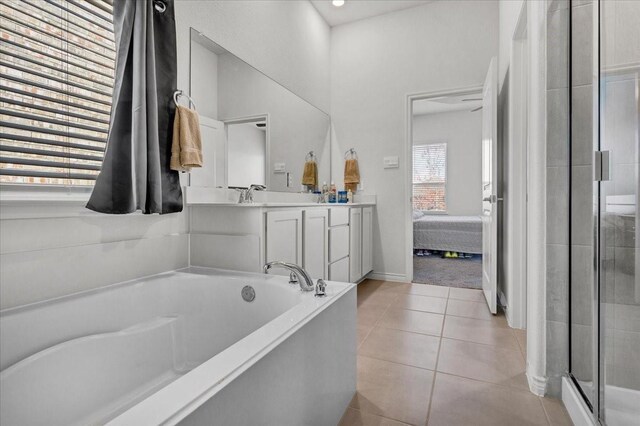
339, 280, 573, 426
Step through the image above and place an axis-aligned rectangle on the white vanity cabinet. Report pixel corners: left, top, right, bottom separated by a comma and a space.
362, 207, 374, 276
265, 210, 303, 270
328, 208, 351, 282
303, 209, 329, 280
349, 208, 362, 282
189, 202, 374, 283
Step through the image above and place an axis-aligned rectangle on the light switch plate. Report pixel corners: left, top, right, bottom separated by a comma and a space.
273, 162, 286, 173
383, 156, 399, 169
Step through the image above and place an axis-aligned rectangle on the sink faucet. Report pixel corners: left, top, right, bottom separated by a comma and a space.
237, 184, 266, 203
263, 261, 317, 292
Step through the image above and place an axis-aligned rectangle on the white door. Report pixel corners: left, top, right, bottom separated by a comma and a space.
189, 116, 225, 188
303, 209, 329, 280
266, 210, 303, 276
481, 57, 499, 314
349, 208, 362, 282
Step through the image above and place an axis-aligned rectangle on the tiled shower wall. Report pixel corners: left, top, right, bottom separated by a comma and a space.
545, 0, 571, 397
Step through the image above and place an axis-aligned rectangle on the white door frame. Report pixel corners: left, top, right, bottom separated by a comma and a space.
506, 0, 529, 330
404, 86, 483, 284
525, 0, 548, 396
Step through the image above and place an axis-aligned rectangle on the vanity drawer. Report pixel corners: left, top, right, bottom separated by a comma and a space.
329, 256, 350, 282
329, 226, 350, 262
329, 208, 349, 227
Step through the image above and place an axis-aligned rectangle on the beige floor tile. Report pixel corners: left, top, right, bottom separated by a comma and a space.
359, 326, 440, 370
449, 287, 485, 302
358, 324, 374, 346
358, 305, 388, 327
378, 282, 412, 293
428, 373, 549, 426
436, 338, 528, 390
514, 328, 527, 355
442, 315, 520, 350
339, 408, 410, 426
351, 356, 434, 426
403, 283, 450, 298
445, 298, 507, 325
541, 397, 573, 426
359, 290, 398, 309
378, 308, 444, 336
392, 293, 447, 314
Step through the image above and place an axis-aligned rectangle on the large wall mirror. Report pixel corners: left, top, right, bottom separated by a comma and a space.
188, 29, 331, 193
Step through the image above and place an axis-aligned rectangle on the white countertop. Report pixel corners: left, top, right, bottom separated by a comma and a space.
185, 187, 376, 207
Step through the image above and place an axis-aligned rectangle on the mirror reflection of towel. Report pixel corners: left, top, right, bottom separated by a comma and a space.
302, 160, 318, 187
170, 105, 202, 172
344, 158, 360, 193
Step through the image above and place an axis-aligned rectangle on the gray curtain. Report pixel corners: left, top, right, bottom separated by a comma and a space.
87, 0, 183, 214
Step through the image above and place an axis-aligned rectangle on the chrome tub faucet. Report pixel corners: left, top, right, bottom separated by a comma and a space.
263, 261, 326, 297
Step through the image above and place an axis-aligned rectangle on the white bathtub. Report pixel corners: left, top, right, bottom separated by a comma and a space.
0, 267, 357, 425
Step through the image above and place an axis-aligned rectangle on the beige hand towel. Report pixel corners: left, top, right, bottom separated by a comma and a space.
344, 158, 360, 193
170, 105, 203, 172
302, 160, 318, 188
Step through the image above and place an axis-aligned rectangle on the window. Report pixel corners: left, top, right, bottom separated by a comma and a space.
413, 143, 446, 212
0, 0, 114, 186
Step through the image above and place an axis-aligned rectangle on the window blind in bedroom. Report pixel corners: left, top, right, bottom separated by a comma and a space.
0, 0, 115, 186
413, 143, 447, 212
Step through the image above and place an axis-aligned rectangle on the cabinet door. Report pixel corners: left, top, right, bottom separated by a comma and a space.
303, 209, 328, 280
349, 208, 362, 282
329, 256, 350, 282
362, 207, 373, 276
266, 210, 303, 274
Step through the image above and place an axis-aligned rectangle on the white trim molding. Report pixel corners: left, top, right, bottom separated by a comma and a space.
368, 272, 409, 283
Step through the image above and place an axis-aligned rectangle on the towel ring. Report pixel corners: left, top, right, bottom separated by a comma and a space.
344, 148, 357, 160
306, 151, 316, 162
173, 90, 196, 110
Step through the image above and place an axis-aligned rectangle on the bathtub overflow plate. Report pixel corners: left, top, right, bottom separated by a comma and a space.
241, 285, 256, 302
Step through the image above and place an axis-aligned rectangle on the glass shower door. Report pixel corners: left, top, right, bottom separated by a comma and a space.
598, 0, 640, 424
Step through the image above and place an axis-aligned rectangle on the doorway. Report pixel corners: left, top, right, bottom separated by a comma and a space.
407, 89, 485, 289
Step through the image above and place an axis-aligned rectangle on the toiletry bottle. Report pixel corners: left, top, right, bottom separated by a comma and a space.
347, 189, 353, 203
329, 182, 337, 203
321, 181, 328, 203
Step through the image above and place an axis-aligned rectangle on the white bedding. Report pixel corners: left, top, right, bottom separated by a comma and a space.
413, 215, 482, 254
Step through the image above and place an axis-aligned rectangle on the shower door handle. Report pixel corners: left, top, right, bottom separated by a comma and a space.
595, 151, 611, 182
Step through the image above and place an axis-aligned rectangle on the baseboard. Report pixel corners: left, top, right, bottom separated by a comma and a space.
526, 372, 548, 396
367, 272, 409, 283
562, 377, 595, 426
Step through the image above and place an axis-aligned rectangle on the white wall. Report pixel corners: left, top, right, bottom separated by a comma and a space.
412, 110, 483, 216
330, 0, 498, 280
227, 123, 266, 188
499, 0, 525, 91
175, 0, 331, 113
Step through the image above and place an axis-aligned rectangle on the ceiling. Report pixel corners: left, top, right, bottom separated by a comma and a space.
413, 93, 483, 116
310, 0, 433, 27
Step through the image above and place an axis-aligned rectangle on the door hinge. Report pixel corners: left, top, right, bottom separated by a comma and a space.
594, 151, 610, 182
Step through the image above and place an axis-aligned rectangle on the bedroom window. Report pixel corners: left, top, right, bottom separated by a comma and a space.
413, 143, 446, 212
0, 0, 114, 187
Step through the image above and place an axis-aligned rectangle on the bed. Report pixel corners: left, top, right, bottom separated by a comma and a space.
413, 213, 483, 254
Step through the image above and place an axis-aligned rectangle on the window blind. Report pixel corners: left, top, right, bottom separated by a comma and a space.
0, 0, 114, 186
413, 143, 447, 211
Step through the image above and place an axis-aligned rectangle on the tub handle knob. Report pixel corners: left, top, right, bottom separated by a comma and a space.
315, 279, 327, 297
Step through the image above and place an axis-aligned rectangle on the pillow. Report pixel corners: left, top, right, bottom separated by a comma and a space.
413, 210, 425, 220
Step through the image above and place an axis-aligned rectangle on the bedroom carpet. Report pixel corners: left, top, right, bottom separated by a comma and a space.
413, 254, 482, 289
